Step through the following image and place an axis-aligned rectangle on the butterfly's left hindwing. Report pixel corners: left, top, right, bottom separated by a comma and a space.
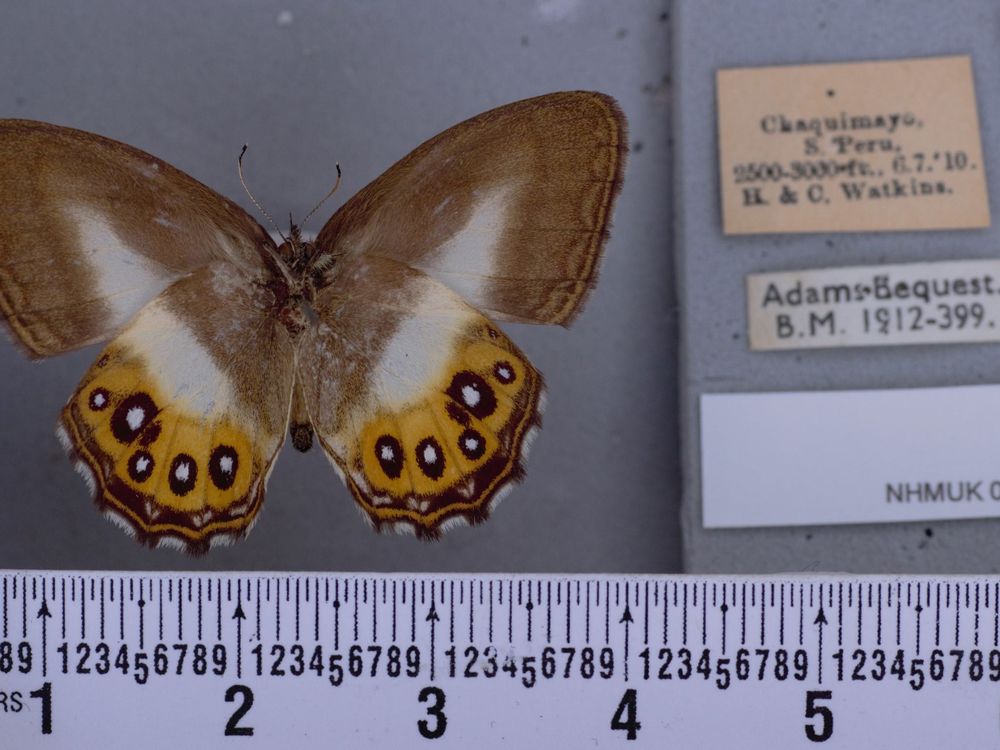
60, 264, 295, 552
298, 256, 543, 536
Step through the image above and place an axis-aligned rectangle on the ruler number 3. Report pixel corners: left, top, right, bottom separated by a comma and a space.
804, 690, 834, 742
418, 686, 447, 739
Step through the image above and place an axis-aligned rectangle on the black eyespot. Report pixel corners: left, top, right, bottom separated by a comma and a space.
138, 421, 162, 447
88, 388, 110, 411
375, 435, 404, 479
458, 429, 486, 461
127, 450, 154, 483
415, 437, 445, 480
446, 371, 497, 419
209, 445, 239, 490
111, 393, 159, 444
445, 401, 471, 426
493, 361, 516, 385
168, 453, 198, 496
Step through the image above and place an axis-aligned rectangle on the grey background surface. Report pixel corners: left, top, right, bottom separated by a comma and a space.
677, 0, 1000, 572
0, 1, 677, 573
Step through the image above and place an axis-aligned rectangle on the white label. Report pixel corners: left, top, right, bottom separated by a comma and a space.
702, 385, 1000, 528
747, 259, 1000, 350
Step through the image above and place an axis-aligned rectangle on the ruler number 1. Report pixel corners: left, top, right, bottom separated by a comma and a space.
804, 690, 833, 742
29, 682, 52, 735
224, 684, 255, 737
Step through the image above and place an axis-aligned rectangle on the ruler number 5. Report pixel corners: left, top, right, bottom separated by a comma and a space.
804, 690, 833, 742
224, 684, 255, 737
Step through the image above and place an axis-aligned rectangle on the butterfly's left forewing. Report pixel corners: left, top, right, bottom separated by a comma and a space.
298, 255, 543, 536
61, 263, 295, 551
310, 92, 626, 327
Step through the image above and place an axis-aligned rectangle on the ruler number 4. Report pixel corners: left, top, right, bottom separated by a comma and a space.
611, 688, 641, 740
804, 690, 833, 743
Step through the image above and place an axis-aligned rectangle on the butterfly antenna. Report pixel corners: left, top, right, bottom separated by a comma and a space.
301, 163, 342, 228
238, 144, 287, 243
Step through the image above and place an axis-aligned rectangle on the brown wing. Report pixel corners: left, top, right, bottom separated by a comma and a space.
311, 91, 626, 325
59, 263, 295, 553
297, 255, 543, 537
0, 119, 275, 357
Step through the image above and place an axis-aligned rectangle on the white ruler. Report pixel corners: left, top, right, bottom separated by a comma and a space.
1, 572, 998, 748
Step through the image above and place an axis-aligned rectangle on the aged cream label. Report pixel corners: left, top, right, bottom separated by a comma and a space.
717, 56, 990, 234
747, 259, 1000, 350
702, 386, 1000, 528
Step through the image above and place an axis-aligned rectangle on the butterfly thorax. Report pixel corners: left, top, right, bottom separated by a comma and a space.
276, 224, 317, 274
267, 227, 322, 338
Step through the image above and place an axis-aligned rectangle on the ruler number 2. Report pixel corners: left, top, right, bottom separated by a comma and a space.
804, 690, 833, 742
224, 684, 255, 737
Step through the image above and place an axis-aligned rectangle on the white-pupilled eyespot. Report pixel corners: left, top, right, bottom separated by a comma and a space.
374, 435, 404, 479
88, 388, 109, 410
493, 360, 516, 384
127, 450, 155, 483
458, 428, 486, 460
416, 437, 445, 480
209, 445, 239, 490
447, 371, 497, 419
168, 453, 197, 496
110, 392, 158, 443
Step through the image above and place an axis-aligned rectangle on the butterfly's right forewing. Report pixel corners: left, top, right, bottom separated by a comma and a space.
0, 119, 275, 357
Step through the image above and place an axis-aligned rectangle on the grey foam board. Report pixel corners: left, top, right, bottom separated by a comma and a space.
0, 0, 678, 573
676, 0, 1000, 572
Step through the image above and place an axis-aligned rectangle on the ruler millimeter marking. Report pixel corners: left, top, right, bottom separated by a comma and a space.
0, 572, 999, 748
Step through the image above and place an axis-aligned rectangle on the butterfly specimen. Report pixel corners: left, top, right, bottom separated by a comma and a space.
0, 92, 626, 552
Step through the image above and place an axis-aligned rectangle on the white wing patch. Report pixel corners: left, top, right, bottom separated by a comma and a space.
417, 184, 515, 304
366, 277, 473, 410
66, 203, 172, 328
117, 300, 234, 417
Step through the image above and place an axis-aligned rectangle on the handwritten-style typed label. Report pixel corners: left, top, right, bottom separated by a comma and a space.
747, 259, 1000, 350
717, 56, 990, 234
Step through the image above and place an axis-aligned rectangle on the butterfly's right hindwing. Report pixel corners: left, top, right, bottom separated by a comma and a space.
60, 264, 295, 552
